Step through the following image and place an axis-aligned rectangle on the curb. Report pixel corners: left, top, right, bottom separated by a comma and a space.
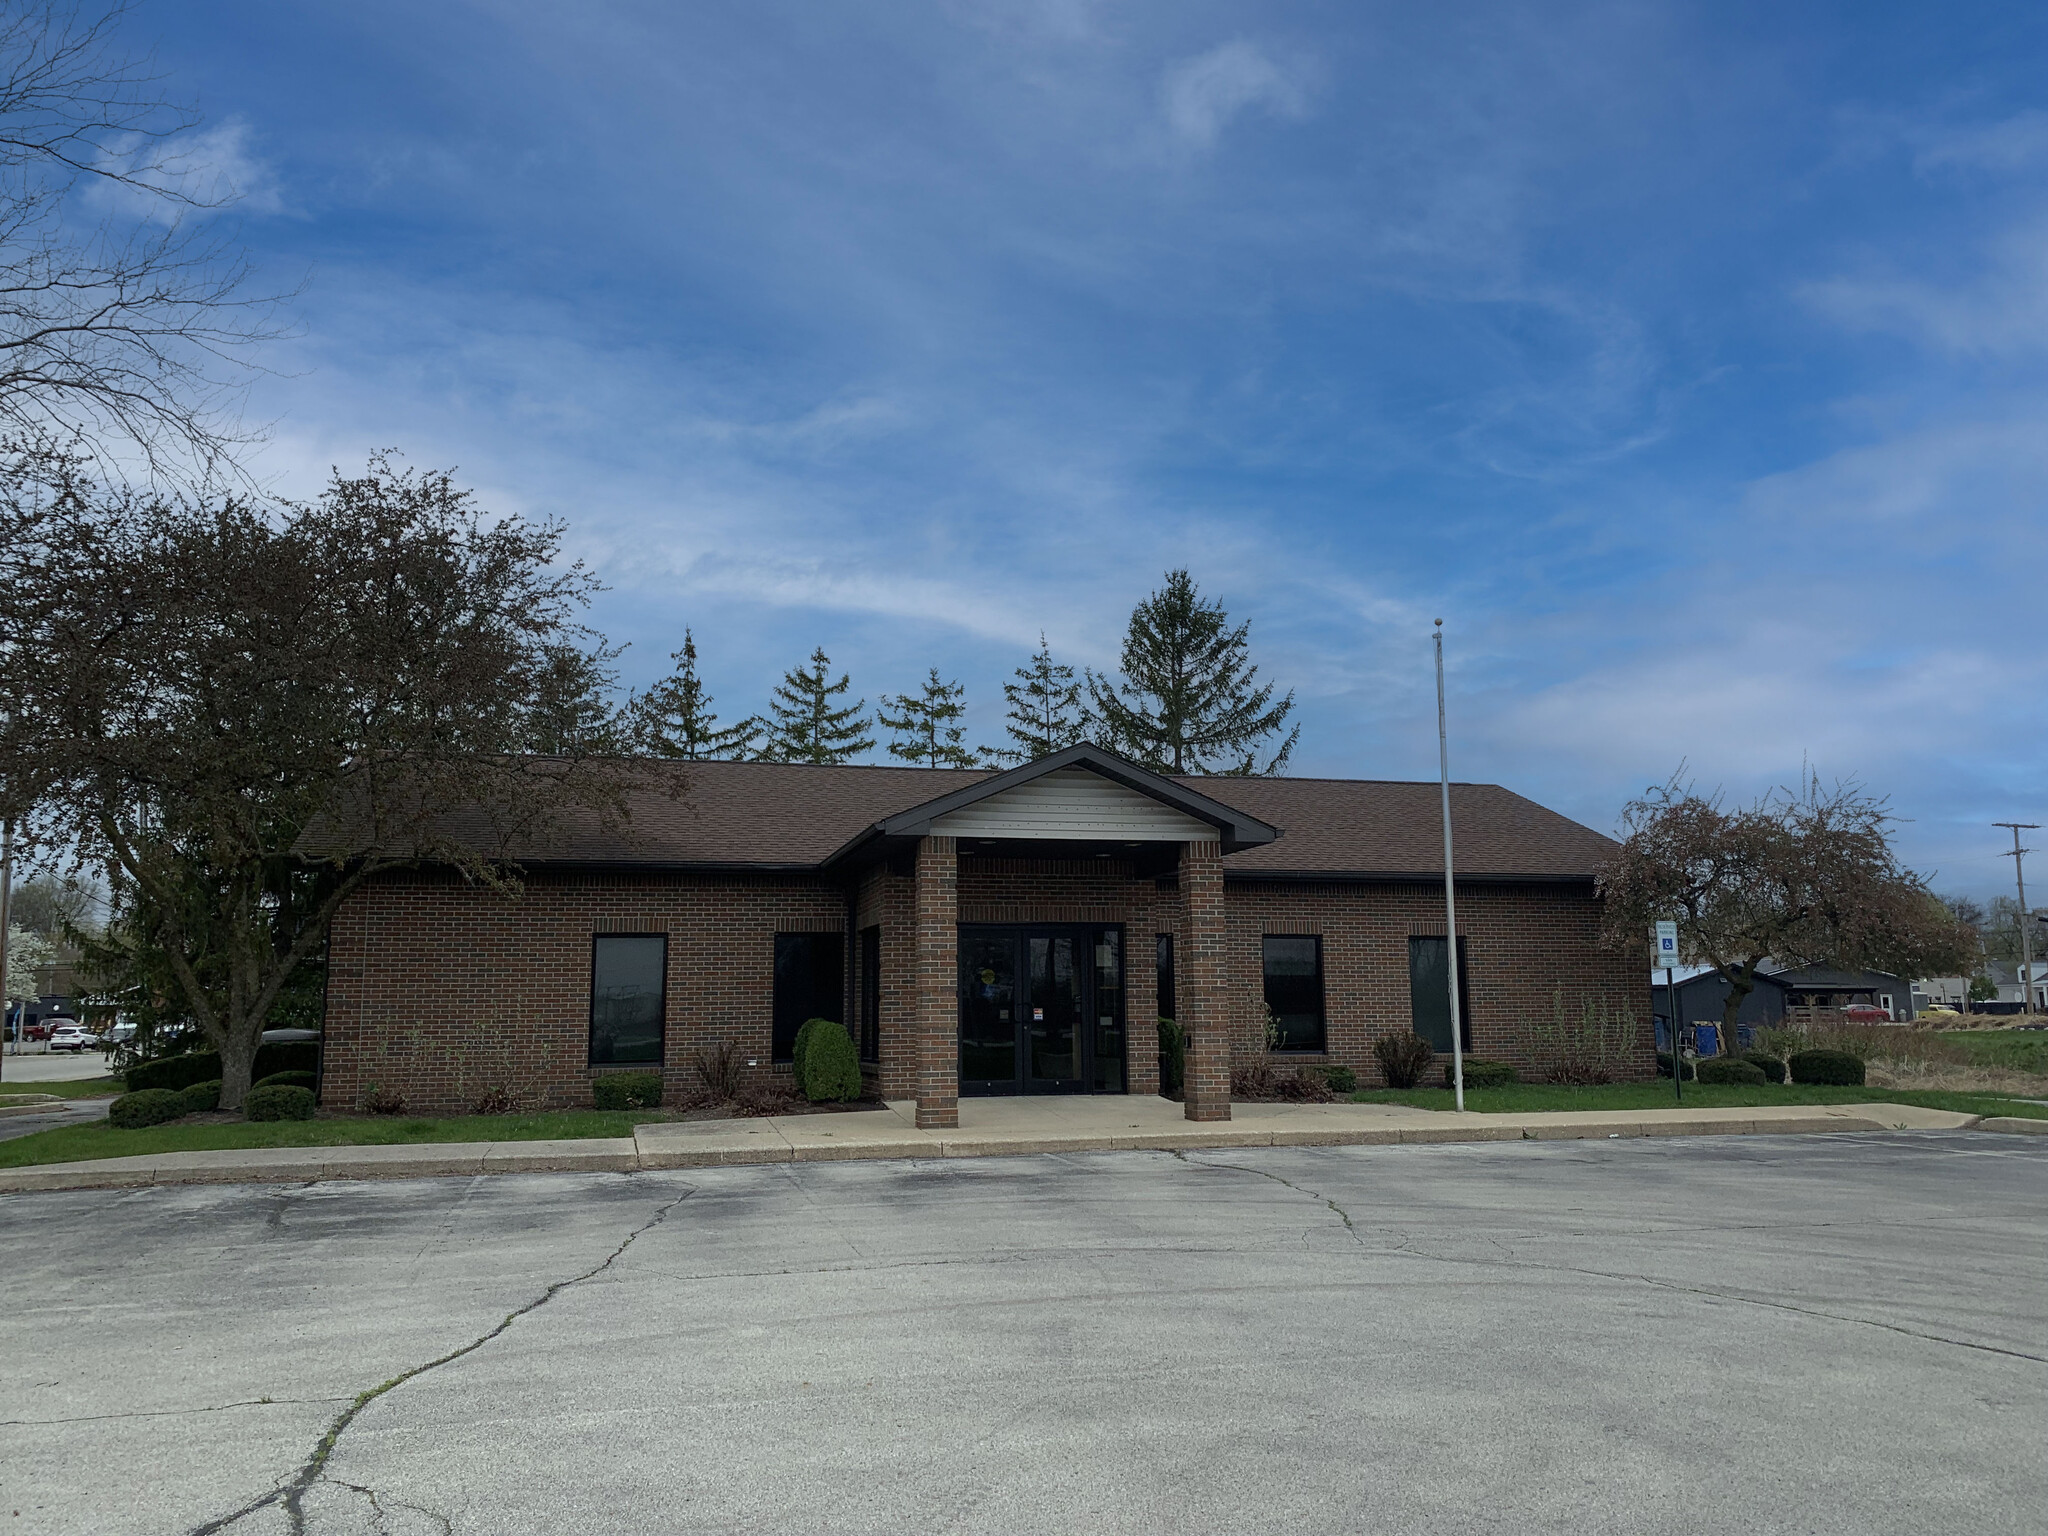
0, 1108, 2009, 1193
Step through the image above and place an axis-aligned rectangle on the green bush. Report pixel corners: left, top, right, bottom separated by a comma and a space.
1319, 1064, 1358, 1094
591, 1071, 663, 1110
244, 1085, 316, 1122
1789, 1048, 1865, 1086
126, 1039, 321, 1093
1157, 1018, 1187, 1099
1743, 1054, 1785, 1083
126, 1051, 221, 1093
253, 1070, 317, 1092
1696, 1057, 1767, 1085
794, 1019, 862, 1102
108, 1088, 186, 1129
1445, 1058, 1517, 1089
176, 1079, 223, 1114
794, 1015, 835, 1089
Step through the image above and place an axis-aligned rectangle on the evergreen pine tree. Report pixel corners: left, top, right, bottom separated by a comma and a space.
628, 630, 759, 760
522, 642, 627, 755
1085, 569, 1298, 775
983, 632, 1084, 766
880, 668, 976, 768
762, 646, 874, 764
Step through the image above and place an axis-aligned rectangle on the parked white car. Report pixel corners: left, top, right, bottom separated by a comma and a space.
47, 1022, 94, 1053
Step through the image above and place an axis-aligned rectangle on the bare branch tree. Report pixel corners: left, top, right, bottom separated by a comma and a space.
0, 1, 292, 480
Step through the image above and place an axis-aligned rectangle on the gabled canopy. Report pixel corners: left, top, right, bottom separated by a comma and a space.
823, 742, 1280, 868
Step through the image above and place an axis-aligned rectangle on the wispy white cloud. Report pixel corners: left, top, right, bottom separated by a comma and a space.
84, 118, 287, 220
1802, 216, 2048, 357
1910, 108, 2048, 176
1159, 40, 1310, 148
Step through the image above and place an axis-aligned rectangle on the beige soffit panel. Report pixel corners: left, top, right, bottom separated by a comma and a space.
931, 766, 1216, 841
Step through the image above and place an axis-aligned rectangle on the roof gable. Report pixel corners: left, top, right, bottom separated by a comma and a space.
868, 743, 1279, 854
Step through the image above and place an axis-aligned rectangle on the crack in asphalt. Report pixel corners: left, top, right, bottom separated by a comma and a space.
331, 1477, 455, 1536
186, 1182, 695, 1536
1181, 1150, 2048, 1367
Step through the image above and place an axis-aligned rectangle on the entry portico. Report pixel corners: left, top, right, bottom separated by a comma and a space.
826, 745, 1280, 1126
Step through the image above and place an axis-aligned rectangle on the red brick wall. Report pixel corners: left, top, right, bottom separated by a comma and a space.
324, 864, 1646, 1113
1218, 879, 1651, 1084
323, 868, 845, 1114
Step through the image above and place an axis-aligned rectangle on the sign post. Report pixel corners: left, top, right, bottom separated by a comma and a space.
1655, 920, 1680, 1103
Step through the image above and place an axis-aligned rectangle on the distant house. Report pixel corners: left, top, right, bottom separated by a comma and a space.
1651, 968, 1788, 1057
1979, 960, 2048, 1011
1768, 964, 1913, 1022
1912, 976, 1971, 1012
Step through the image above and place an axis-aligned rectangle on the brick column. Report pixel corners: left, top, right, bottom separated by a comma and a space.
1180, 838, 1231, 1122
914, 835, 960, 1129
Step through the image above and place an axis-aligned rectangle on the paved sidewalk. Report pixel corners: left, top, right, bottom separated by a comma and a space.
0, 1094, 1990, 1193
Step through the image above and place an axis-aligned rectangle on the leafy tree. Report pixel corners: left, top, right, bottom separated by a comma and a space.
1968, 974, 1998, 1002
1085, 569, 1298, 775
0, 3, 292, 477
629, 630, 758, 760
1599, 772, 1979, 1042
4, 924, 50, 1005
762, 647, 873, 764
880, 669, 975, 769
0, 444, 637, 1108
984, 633, 1084, 766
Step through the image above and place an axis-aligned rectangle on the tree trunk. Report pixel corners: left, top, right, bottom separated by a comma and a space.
217, 1027, 260, 1113
1719, 962, 1759, 1053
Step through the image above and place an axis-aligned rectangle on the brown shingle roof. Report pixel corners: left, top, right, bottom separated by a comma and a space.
516, 759, 1613, 880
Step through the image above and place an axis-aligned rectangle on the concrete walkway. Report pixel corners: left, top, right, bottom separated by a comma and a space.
0, 1093, 2017, 1193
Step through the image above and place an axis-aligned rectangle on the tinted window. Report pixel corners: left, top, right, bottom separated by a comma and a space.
1262, 935, 1324, 1052
590, 935, 665, 1065
1407, 936, 1472, 1053
773, 932, 844, 1062
1155, 933, 1175, 1022
859, 926, 881, 1064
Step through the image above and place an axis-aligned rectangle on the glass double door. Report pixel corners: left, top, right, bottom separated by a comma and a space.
959, 925, 1125, 1095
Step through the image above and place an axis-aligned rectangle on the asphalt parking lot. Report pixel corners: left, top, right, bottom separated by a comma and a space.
2, 1131, 2043, 1535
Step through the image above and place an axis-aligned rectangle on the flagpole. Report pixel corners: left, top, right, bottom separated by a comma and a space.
1434, 622, 1465, 1111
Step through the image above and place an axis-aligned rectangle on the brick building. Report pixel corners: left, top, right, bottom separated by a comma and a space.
322, 744, 1647, 1121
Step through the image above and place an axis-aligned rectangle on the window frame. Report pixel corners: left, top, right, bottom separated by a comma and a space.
1261, 933, 1326, 1054
587, 932, 668, 1068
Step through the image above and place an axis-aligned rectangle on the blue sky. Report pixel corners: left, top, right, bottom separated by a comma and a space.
150, 0, 2048, 896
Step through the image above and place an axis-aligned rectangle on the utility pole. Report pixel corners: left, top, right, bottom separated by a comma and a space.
1996, 822, 2039, 1017
0, 818, 13, 1085
1434, 621, 1465, 1112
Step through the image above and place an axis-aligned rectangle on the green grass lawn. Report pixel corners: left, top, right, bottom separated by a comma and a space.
1935, 1029, 2048, 1074
1348, 1081, 2048, 1118
0, 1073, 125, 1101
0, 1110, 665, 1169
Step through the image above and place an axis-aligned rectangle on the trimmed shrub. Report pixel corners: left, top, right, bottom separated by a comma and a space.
126, 1039, 320, 1094
245, 1084, 316, 1122
1157, 1018, 1187, 1099
791, 1018, 833, 1084
1319, 1064, 1358, 1095
1373, 1033, 1435, 1089
795, 1019, 862, 1102
1696, 1057, 1767, 1086
1743, 1054, 1786, 1084
1445, 1058, 1517, 1089
176, 1079, 223, 1114
1789, 1048, 1865, 1087
108, 1088, 186, 1129
253, 1070, 317, 1092
126, 1051, 220, 1094
591, 1071, 663, 1111
1656, 1051, 1696, 1081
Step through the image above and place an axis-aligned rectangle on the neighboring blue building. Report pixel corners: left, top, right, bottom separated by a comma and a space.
1651, 968, 1789, 1057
